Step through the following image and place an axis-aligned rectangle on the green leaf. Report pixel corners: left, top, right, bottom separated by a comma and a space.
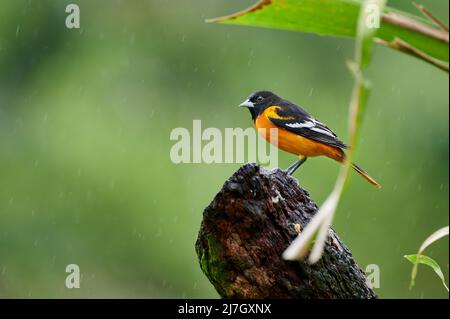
208, 0, 449, 63
404, 254, 449, 292
405, 226, 449, 292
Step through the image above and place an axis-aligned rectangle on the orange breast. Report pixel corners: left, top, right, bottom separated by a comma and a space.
255, 106, 343, 161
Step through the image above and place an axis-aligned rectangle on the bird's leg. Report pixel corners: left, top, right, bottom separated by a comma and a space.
286, 157, 307, 175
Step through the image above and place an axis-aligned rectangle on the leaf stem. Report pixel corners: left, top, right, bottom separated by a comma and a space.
413, 2, 449, 32
376, 38, 449, 73
381, 12, 449, 44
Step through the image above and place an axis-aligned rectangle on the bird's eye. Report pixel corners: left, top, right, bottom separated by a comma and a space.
256, 96, 264, 102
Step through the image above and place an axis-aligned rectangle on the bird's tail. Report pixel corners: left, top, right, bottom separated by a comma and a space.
351, 162, 381, 188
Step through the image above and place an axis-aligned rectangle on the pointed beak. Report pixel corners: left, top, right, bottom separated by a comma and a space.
239, 99, 254, 108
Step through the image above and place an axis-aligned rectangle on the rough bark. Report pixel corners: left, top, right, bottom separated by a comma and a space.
195, 163, 376, 299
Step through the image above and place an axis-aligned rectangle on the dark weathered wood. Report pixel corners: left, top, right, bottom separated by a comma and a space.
195, 163, 376, 299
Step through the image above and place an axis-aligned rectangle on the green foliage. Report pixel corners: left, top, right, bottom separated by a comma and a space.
405, 226, 449, 292
209, 0, 449, 63
405, 254, 449, 292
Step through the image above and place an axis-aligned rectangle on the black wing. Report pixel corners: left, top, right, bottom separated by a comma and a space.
269, 100, 347, 149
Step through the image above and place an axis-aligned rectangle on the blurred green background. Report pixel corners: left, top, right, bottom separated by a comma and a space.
0, 0, 448, 298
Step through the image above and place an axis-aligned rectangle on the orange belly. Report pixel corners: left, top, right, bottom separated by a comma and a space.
255, 109, 344, 161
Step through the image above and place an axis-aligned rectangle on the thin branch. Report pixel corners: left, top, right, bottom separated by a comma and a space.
205, 0, 271, 23
382, 12, 449, 43
376, 38, 449, 73
413, 2, 449, 32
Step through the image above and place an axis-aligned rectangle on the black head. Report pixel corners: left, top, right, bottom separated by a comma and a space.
239, 91, 280, 120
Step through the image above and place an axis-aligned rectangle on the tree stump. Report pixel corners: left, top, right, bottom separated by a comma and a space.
195, 163, 376, 299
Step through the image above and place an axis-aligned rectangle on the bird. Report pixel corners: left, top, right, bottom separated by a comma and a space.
239, 90, 381, 188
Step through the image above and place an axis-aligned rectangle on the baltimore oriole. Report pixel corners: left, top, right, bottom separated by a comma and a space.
240, 91, 381, 188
